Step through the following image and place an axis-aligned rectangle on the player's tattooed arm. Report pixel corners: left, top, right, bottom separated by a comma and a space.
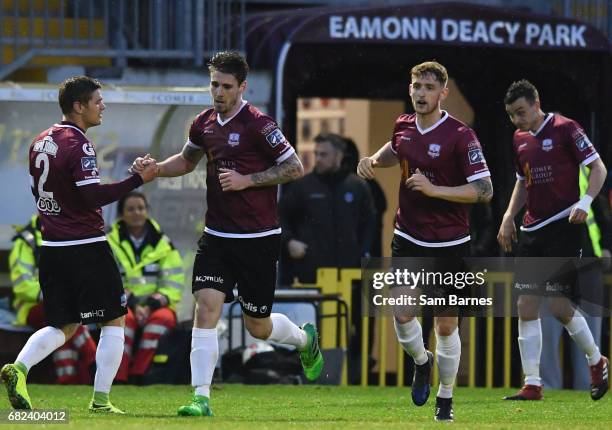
181, 143, 206, 166
152, 143, 205, 177
250, 152, 304, 187
470, 177, 494, 203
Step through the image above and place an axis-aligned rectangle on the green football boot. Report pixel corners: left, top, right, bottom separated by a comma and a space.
177, 395, 214, 417
300, 323, 324, 381
88, 400, 125, 414
1, 363, 32, 410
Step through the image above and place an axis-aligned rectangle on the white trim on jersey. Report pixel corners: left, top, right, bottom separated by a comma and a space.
204, 226, 281, 239
466, 171, 491, 183
528, 113, 553, 137
416, 110, 449, 135
185, 139, 201, 150
75, 178, 101, 186
54, 123, 87, 138
516, 173, 525, 180
42, 235, 107, 247
520, 205, 573, 232
217, 100, 248, 126
580, 152, 600, 167
394, 228, 471, 248
275, 147, 296, 164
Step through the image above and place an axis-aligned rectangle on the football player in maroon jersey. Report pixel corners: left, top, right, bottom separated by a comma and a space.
358, 61, 493, 421
499, 80, 608, 401
132, 51, 324, 417
1, 76, 157, 413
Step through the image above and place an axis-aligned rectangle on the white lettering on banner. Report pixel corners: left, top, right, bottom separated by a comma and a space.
329, 15, 589, 48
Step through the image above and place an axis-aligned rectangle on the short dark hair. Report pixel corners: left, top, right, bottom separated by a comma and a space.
58, 76, 102, 115
314, 133, 347, 153
207, 51, 249, 84
411, 61, 448, 86
504, 79, 539, 105
117, 191, 148, 216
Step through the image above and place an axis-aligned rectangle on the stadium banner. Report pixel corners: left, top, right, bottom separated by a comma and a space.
288, 4, 611, 52
362, 257, 611, 317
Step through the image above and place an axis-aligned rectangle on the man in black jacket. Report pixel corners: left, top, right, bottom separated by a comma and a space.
279, 133, 376, 285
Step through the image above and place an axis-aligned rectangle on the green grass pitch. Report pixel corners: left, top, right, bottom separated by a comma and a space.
2, 384, 612, 429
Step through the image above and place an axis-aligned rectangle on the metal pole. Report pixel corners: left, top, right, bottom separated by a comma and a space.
194, 0, 204, 66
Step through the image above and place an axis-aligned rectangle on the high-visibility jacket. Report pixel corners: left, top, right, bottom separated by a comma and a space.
107, 218, 183, 310
579, 165, 602, 257
9, 215, 42, 326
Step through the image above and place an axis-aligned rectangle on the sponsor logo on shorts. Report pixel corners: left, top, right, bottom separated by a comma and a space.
81, 309, 105, 319
260, 305, 268, 314
120, 293, 127, 307
468, 149, 484, 164
545, 282, 570, 293
195, 275, 224, 284
238, 296, 258, 313
514, 283, 538, 291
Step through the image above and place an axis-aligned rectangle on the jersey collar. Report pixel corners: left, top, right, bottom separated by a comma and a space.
217, 100, 248, 127
416, 110, 449, 135
529, 113, 553, 136
55, 121, 87, 137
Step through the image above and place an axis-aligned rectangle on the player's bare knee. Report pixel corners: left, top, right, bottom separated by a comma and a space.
394, 314, 415, 324
517, 294, 540, 319
60, 323, 80, 339
548, 297, 574, 322
244, 316, 272, 339
435, 317, 458, 336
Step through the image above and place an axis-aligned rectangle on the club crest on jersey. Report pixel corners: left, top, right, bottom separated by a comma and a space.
344, 192, 354, 203
541, 139, 553, 152
82, 143, 95, 156
468, 149, 484, 165
575, 135, 592, 152
427, 143, 441, 158
81, 157, 97, 171
228, 133, 240, 147
265, 128, 287, 148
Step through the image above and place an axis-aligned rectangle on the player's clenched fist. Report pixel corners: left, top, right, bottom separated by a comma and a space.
219, 168, 252, 191
357, 157, 378, 179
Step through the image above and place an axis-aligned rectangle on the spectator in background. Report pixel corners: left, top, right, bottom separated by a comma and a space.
342, 138, 388, 258
342, 137, 387, 383
108, 192, 184, 383
279, 133, 376, 284
279, 133, 376, 384
9, 215, 96, 384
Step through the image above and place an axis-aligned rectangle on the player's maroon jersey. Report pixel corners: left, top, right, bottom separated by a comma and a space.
390, 111, 490, 246
188, 101, 295, 237
513, 113, 599, 231
29, 122, 106, 245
